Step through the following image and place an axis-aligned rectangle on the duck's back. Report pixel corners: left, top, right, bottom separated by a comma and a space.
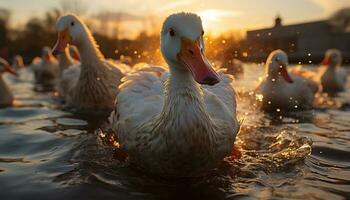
58, 64, 81, 98
111, 64, 166, 136
68, 60, 123, 113
321, 67, 345, 93
259, 76, 315, 111
202, 69, 238, 124
36, 60, 59, 88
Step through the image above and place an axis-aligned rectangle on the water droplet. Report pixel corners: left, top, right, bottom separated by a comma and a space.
256, 94, 264, 102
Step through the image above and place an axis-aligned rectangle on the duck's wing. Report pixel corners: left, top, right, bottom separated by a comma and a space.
110, 64, 167, 137
290, 66, 319, 93
337, 68, 348, 86
30, 57, 42, 76
201, 70, 237, 121
58, 64, 81, 97
106, 58, 131, 74
290, 73, 319, 94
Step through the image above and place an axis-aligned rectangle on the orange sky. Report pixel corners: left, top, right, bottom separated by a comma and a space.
1, 0, 350, 38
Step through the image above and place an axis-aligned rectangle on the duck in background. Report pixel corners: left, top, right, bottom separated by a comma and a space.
319, 49, 347, 95
58, 45, 80, 75
290, 49, 347, 96
52, 14, 125, 115
256, 50, 318, 112
0, 58, 18, 107
33, 47, 59, 91
57, 46, 81, 98
11, 55, 34, 82
221, 50, 244, 78
12, 55, 25, 71
110, 13, 240, 177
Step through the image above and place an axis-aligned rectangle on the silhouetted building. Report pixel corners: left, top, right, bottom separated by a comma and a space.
245, 8, 350, 63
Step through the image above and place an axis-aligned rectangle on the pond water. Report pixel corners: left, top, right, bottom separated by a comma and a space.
0, 64, 349, 200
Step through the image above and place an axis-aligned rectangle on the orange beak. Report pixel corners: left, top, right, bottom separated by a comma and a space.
322, 55, 329, 65
46, 54, 52, 62
177, 37, 220, 85
71, 49, 80, 61
278, 63, 293, 83
4, 65, 18, 76
52, 29, 71, 56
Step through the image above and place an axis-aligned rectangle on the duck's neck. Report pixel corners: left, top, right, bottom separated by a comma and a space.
58, 50, 74, 75
266, 64, 287, 84
167, 66, 201, 97
75, 29, 105, 75
158, 63, 213, 132
327, 63, 338, 70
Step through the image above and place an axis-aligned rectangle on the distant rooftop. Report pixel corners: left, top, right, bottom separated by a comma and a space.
247, 7, 350, 37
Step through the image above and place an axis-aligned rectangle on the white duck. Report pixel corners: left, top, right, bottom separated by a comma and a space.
52, 14, 124, 114
58, 45, 80, 75
33, 47, 59, 90
110, 13, 240, 177
0, 58, 18, 107
320, 49, 347, 94
56, 46, 80, 97
257, 50, 318, 112
290, 49, 347, 95
12, 55, 25, 70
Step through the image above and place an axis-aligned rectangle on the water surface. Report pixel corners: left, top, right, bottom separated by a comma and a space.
0, 64, 349, 200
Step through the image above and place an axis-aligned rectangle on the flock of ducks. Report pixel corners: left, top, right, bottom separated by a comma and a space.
0, 13, 348, 177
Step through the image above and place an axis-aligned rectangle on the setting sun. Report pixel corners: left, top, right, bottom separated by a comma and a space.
197, 9, 243, 35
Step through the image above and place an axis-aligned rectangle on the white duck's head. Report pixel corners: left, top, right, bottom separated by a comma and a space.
161, 12, 219, 85
12, 55, 24, 68
322, 49, 342, 67
52, 14, 89, 55
42, 46, 55, 62
265, 49, 293, 83
0, 58, 17, 76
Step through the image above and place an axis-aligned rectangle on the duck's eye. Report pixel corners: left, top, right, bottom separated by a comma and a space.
201, 30, 204, 36
169, 28, 175, 36
275, 57, 280, 62
71, 21, 75, 26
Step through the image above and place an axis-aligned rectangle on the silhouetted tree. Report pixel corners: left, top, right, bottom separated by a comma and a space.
0, 8, 10, 59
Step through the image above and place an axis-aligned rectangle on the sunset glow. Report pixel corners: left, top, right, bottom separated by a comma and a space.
197, 9, 243, 35
1, 0, 350, 38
